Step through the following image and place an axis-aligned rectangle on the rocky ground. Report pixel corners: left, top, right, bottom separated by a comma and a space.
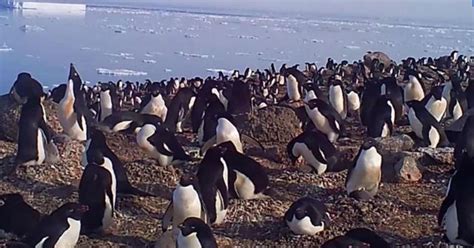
0, 96, 457, 248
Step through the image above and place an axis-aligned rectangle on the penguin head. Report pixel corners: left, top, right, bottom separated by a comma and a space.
0, 193, 24, 207
216, 141, 237, 153
10, 72, 44, 104
361, 138, 377, 151
430, 86, 444, 100
450, 50, 459, 61
178, 217, 209, 237
52, 202, 88, 221
68, 63, 82, 87
179, 174, 198, 187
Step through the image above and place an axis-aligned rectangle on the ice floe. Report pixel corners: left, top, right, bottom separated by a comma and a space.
0, 43, 12, 52
143, 59, 157, 64
20, 24, 44, 32
175, 51, 212, 59
206, 68, 233, 75
344, 45, 361, 50
96, 68, 147, 76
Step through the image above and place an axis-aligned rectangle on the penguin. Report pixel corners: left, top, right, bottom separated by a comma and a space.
177, 217, 217, 248
162, 174, 207, 232
217, 141, 270, 200
367, 95, 395, 138
282, 64, 305, 102
423, 85, 447, 122
454, 115, 474, 166
227, 80, 252, 115
438, 150, 474, 246
345, 138, 382, 200
402, 68, 425, 103
136, 124, 191, 166
447, 77, 468, 122
322, 228, 390, 248
0, 193, 42, 237
287, 130, 337, 175
379, 76, 404, 123
406, 100, 449, 148
24, 202, 88, 248
99, 111, 162, 134
49, 84, 67, 104
197, 94, 226, 145
284, 197, 330, 235
58, 64, 91, 141
140, 90, 168, 122
97, 83, 119, 122
360, 80, 381, 127
466, 79, 474, 109
79, 162, 115, 234
304, 98, 345, 143
346, 88, 360, 113
197, 145, 229, 225
9, 72, 44, 104
16, 96, 57, 166
82, 128, 153, 196
328, 79, 348, 119
163, 87, 196, 133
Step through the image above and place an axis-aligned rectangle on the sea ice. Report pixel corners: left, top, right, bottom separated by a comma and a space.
96, 68, 147, 76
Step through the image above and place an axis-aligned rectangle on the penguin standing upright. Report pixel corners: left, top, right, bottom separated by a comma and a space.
140, 90, 168, 122
438, 145, 474, 246
282, 64, 305, 102
0, 193, 42, 237
367, 95, 395, 138
83, 128, 153, 196
360, 81, 381, 127
304, 98, 344, 143
163, 87, 196, 133
407, 100, 449, 148
177, 217, 217, 248
287, 130, 337, 175
79, 162, 115, 234
328, 79, 348, 119
58, 64, 90, 141
136, 124, 191, 166
98, 83, 119, 122
16, 96, 57, 166
197, 145, 229, 225
197, 94, 226, 145
162, 174, 207, 232
402, 68, 425, 104
24, 203, 88, 248
284, 197, 330, 235
345, 139, 382, 200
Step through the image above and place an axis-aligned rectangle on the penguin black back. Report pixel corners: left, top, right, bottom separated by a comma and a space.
10, 72, 44, 104
0, 193, 42, 237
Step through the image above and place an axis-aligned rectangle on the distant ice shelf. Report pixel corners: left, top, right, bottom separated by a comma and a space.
96, 68, 147, 76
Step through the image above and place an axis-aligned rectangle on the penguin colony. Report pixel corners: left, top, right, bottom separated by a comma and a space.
0, 49, 473, 247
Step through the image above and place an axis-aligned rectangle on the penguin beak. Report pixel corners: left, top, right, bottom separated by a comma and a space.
178, 223, 185, 230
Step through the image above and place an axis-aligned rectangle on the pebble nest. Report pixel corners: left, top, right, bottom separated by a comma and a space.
0, 102, 455, 248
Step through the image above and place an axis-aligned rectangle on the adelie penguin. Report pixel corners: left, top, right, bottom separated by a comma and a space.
402, 68, 425, 104
322, 228, 389, 248
284, 197, 330, 235
79, 162, 116, 234
162, 174, 207, 233
0, 193, 42, 237
136, 123, 191, 166
24, 202, 88, 248
16, 96, 58, 166
197, 145, 230, 225
9, 72, 44, 104
422, 85, 447, 122
140, 88, 168, 122
328, 78, 348, 119
287, 130, 338, 175
177, 217, 217, 248
218, 141, 270, 200
304, 98, 345, 143
163, 87, 196, 133
82, 128, 153, 196
407, 100, 449, 148
438, 136, 474, 246
58, 64, 91, 141
345, 138, 382, 200
99, 111, 162, 134
367, 95, 395, 138
97, 83, 120, 122
281, 64, 305, 102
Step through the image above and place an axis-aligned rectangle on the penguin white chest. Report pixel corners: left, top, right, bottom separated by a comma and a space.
347, 91, 360, 111
55, 218, 81, 248
58, 106, 87, 141
292, 143, 327, 175
329, 85, 345, 118
101, 158, 116, 229
233, 170, 259, 200
426, 97, 446, 122
177, 231, 202, 248
112, 120, 134, 132
36, 129, 47, 165
408, 108, 423, 139
452, 101, 463, 121
346, 148, 382, 194
404, 76, 425, 102
307, 108, 338, 142
141, 96, 167, 121
287, 216, 324, 235
286, 75, 301, 101
173, 186, 202, 226
99, 91, 113, 121
214, 158, 228, 224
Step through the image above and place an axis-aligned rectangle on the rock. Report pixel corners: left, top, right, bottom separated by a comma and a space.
375, 135, 415, 166
416, 147, 454, 165
241, 105, 302, 149
363, 51, 393, 76
0, 94, 61, 142
394, 155, 423, 182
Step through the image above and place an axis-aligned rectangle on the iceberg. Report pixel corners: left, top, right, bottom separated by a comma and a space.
0, 43, 12, 52
96, 68, 147, 76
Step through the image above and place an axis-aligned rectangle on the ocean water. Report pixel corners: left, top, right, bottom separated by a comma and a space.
0, 4, 472, 93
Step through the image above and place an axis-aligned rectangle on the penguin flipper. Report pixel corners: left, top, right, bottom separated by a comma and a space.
438, 177, 457, 226
161, 201, 173, 232
147, 133, 174, 157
